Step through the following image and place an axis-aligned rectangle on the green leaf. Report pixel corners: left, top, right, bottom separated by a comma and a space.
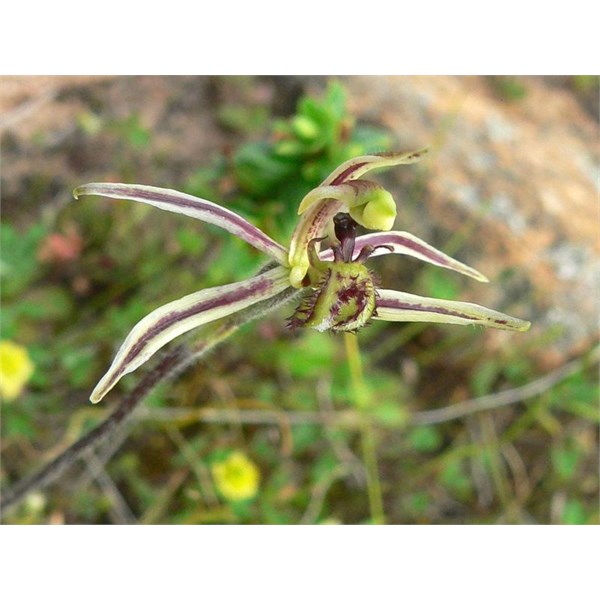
20, 286, 75, 322
561, 499, 587, 525
183, 162, 224, 199
408, 426, 443, 452
203, 235, 262, 286
61, 347, 98, 388
277, 331, 337, 379
503, 358, 532, 384
2, 409, 36, 439
22, 344, 53, 388
0, 223, 48, 298
324, 81, 347, 122
298, 97, 330, 129
175, 227, 207, 256
371, 399, 409, 428
291, 115, 320, 141
218, 105, 268, 134
292, 424, 321, 454
106, 297, 152, 340
552, 372, 599, 419
552, 446, 581, 480
233, 142, 296, 195
274, 140, 308, 158
406, 491, 431, 516
311, 452, 339, 481
441, 459, 473, 499
111, 114, 150, 149
420, 269, 461, 300
491, 77, 528, 101
471, 361, 500, 396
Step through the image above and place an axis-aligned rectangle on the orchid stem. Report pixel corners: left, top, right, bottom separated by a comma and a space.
344, 333, 385, 524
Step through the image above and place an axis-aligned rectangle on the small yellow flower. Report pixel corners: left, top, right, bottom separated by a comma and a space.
0, 340, 34, 401
211, 451, 260, 502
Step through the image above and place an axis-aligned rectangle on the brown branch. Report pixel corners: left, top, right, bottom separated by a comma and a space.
134, 346, 598, 430
409, 346, 599, 426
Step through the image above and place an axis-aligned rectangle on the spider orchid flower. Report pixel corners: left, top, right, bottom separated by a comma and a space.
74, 149, 529, 403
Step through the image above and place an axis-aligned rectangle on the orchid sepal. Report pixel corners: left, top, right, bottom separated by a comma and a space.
374, 289, 531, 332
74, 183, 289, 266
319, 231, 489, 283
89, 266, 290, 403
322, 148, 429, 186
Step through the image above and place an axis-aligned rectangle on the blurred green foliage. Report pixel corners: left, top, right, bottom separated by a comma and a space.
490, 76, 528, 102
185, 81, 391, 243
1, 78, 598, 525
0, 222, 48, 299
109, 114, 151, 149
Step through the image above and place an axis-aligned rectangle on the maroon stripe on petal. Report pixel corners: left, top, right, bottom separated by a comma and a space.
76, 183, 287, 264
319, 234, 452, 267
376, 297, 479, 321
375, 288, 530, 332
377, 150, 427, 161
127, 187, 284, 256
328, 150, 427, 186
329, 162, 369, 186
108, 277, 274, 389
358, 233, 452, 266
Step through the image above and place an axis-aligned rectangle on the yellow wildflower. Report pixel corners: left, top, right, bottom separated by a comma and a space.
211, 451, 260, 502
0, 340, 34, 401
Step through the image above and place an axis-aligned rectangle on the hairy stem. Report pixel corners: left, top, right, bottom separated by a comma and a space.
1, 344, 183, 513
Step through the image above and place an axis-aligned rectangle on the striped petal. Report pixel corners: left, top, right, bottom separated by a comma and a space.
322, 148, 429, 186
319, 232, 489, 282
375, 289, 531, 331
289, 182, 397, 287
297, 180, 387, 215
89, 267, 290, 403
288, 198, 343, 288
74, 183, 288, 266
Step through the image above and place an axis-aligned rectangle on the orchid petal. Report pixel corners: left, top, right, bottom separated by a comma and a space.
375, 289, 531, 331
74, 183, 288, 266
288, 199, 342, 287
89, 267, 290, 403
289, 182, 397, 287
322, 148, 429, 186
319, 232, 489, 282
297, 180, 389, 214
